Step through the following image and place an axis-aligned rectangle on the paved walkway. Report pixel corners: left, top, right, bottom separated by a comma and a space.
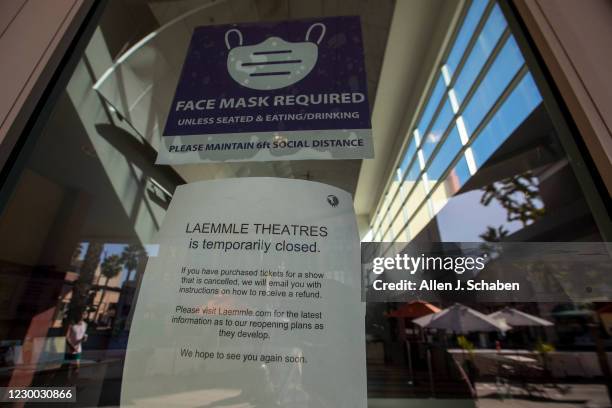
476, 382, 611, 408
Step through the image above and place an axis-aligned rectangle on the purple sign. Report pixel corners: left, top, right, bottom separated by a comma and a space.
157, 16, 373, 164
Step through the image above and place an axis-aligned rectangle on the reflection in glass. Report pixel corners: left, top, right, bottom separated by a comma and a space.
416, 75, 446, 139
462, 36, 525, 136
422, 100, 454, 163
427, 128, 463, 181
444, 0, 489, 79
471, 73, 543, 167
453, 5, 507, 105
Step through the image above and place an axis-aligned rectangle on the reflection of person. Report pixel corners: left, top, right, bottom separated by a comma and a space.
3, 344, 15, 366
65, 312, 88, 379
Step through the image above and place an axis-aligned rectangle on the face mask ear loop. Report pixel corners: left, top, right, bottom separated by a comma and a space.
305, 23, 326, 45
225, 29, 243, 50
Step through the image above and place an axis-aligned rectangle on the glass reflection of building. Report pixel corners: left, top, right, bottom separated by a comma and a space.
363, 0, 611, 401
369, 0, 603, 245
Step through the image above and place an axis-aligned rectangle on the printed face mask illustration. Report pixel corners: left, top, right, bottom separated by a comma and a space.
226, 23, 325, 90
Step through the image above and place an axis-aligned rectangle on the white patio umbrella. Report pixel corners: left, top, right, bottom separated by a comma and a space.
413, 303, 510, 333
413, 303, 509, 397
488, 307, 553, 327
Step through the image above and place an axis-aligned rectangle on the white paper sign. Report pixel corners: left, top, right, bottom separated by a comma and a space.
121, 178, 366, 408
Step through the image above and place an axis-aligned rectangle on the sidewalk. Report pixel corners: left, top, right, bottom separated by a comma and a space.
476, 382, 611, 408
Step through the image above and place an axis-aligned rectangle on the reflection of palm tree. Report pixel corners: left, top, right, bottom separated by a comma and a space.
70, 243, 83, 267
68, 242, 102, 322
121, 244, 146, 281
101, 255, 123, 287
99, 255, 123, 323
480, 172, 545, 242
479, 225, 509, 242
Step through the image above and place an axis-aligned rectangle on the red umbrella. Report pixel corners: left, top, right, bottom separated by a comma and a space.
385, 301, 441, 387
385, 300, 441, 319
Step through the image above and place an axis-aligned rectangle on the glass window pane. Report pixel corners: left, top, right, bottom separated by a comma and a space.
408, 202, 432, 240
421, 100, 454, 162
427, 127, 463, 181
386, 181, 402, 227
405, 177, 428, 216
378, 192, 393, 219
462, 36, 525, 135
428, 156, 471, 217
416, 74, 446, 138
402, 159, 422, 197
471, 73, 543, 167
3, 0, 610, 405
453, 5, 507, 105
452, 155, 472, 187
398, 135, 418, 176
445, 0, 489, 79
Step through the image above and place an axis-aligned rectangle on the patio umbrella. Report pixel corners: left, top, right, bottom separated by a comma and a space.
413, 303, 509, 396
488, 307, 553, 327
413, 303, 510, 333
385, 301, 441, 385
385, 301, 441, 318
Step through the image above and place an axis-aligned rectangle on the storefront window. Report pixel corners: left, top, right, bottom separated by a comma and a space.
0, 0, 610, 407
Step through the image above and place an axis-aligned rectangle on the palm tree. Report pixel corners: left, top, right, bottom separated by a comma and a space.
98, 255, 123, 323
120, 244, 146, 281
480, 172, 545, 226
67, 242, 103, 323
101, 254, 123, 286
70, 242, 84, 267
479, 172, 545, 242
